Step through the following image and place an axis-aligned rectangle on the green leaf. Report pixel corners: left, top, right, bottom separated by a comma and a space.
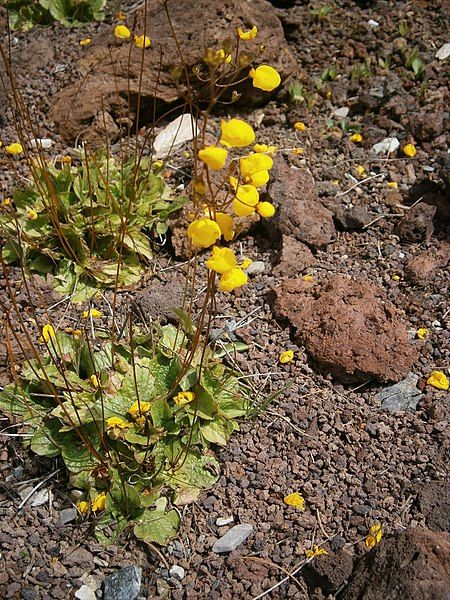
163, 451, 219, 490
214, 341, 249, 359
200, 419, 230, 447
109, 482, 142, 518
133, 498, 180, 545
30, 419, 63, 457
0, 383, 30, 416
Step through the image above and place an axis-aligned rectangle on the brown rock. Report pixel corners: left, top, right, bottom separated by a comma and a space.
304, 549, 354, 595
394, 202, 436, 243
269, 160, 335, 248
334, 205, 372, 230
417, 481, 450, 533
408, 108, 444, 141
340, 528, 450, 600
49, 0, 296, 142
132, 277, 185, 324
404, 241, 450, 285
270, 275, 417, 383
273, 235, 317, 278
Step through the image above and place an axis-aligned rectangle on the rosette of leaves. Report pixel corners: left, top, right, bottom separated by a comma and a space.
1, 151, 186, 302
6, 0, 107, 30
0, 323, 250, 545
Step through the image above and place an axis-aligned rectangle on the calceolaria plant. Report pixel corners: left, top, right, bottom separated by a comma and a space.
0, 151, 186, 302
0, 323, 250, 545
6, 0, 106, 30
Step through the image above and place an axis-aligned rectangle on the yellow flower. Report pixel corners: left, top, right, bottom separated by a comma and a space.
416, 328, 428, 340
256, 201, 275, 218
386, 181, 398, 189
284, 492, 305, 509
187, 218, 222, 248
220, 119, 255, 148
233, 184, 259, 217
306, 545, 328, 559
6, 143, 23, 156
279, 350, 294, 364
41, 324, 55, 343
2, 197, 12, 207
253, 143, 277, 154
350, 133, 363, 142
365, 523, 383, 548
427, 371, 449, 391
240, 153, 273, 177
217, 49, 232, 63
79, 38, 91, 47
302, 274, 314, 282
218, 268, 248, 292
240, 258, 253, 270
128, 400, 151, 419
91, 492, 107, 513
293, 147, 304, 155
392, 273, 400, 281
27, 209, 38, 220
294, 122, 306, 132
134, 35, 151, 49
82, 308, 102, 319
237, 25, 258, 40
206, 246, 238, 274
60, 155, 72, 164
198, 146, 228, 170
66, 328, 82, 337
114, 25, 131, 39
253, 143, 268, 153
249, 65, 281, 92
77, 500, 89, 515
89, 374, 99, 388
402, 143, 417, 157
106, 416, 131, 430
355, 165, 366, 177
215, 212, 235, 242
173, 391, 196, 406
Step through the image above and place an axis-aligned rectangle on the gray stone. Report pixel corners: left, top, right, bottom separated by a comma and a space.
246, 261, 266, 276
212, 524, 253, 553
19, 486, 49, 507
75, 586, 96, 600
216, 516, 234, 526
435, 43, 450, 61
104, 566, 142, 600
58, 508, 78, 526
376, 372, 421, 412
372, 137, 400, 155
13, 466, 24, 480
169, 565, 185, 581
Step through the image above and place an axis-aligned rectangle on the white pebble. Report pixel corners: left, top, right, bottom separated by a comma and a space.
216, 516, 234, 527
169, 565, 185, 581
30, 138, 53, 150
435, 43, 450, 61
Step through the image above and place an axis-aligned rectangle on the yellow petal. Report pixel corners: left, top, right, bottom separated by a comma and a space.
134, 35, 151, 49
5, 143, 23, 156
173, 391, 196, 406
427, 370, 449, 391
416, 328, 428, 340
220, 118, 255, 148
237, 25, 258, 40
198, 146, 228, 170
206, 246, 237, 274
91, 492, 106, 512
279, 350, 294, 364
114, 25, 131, 39
249, 65, 281, 92
402, 143, 417, 157
284, 492, 305, 508
187, 218, 222, 248
256, 201, 275, 218
218, 268, 248, 292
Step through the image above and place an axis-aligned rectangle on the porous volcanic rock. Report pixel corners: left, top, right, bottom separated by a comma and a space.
417, 481, 450, 533
304, 549, 354, 595
270, 275, 417, 383
404, 241, 450, 285
132, 277, 185, 324
273, 234, 317, 277
49, 0, 296, 142
269, 159, 335, 248
340, 528, 450, 600
394, 202, 436, 243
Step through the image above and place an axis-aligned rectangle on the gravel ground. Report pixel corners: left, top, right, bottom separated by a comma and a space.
1, 0, 449, 598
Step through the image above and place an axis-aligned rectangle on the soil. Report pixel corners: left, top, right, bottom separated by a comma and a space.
1, 1, 449, 599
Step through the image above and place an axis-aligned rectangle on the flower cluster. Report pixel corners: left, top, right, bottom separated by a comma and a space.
114, 23, 151, 49
188, 116, 279, 293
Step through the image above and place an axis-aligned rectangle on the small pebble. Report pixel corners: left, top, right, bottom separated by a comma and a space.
169, 565, 185, 581
216, 516, 234, 527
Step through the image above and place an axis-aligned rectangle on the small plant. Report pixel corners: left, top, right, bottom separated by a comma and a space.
350, 58, 372, 80
320, 65, 339, 82
398, 20, 409, 37
0, 324, 250, 545
404, 46, 425, 80
377, 54, 392, 70
288, 81, 306, 104
0, 151, 186, 302
5, 0, 106, 30
310, 5, 333, 21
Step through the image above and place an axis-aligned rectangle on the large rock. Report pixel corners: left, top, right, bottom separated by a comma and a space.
394, 202, 436, 243
49, 0, 296, 142
404, 241, 450, 285
340, 528, 450, 600
269, 160, 335, 248
270, 275, 417, 383
273, 235, 317, 278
